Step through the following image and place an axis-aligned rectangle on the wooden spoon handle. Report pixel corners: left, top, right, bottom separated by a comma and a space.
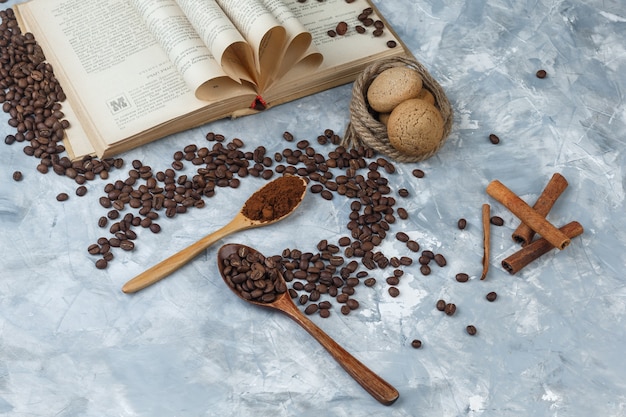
281, 301, 399, 405
122, 216, 248, 293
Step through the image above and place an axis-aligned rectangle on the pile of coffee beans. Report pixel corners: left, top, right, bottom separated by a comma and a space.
221, 246, 288, 304
1, 8, 124, 195
2, 6, 501, 345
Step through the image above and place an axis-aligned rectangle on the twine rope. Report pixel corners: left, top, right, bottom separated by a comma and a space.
343, 56, 453, 163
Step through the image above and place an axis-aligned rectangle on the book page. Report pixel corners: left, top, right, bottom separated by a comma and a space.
175, 0, 257, 86
215, 0, 286, 90
262, 0, 322, 81
130, 0, 251, 100
284, 0, 401, 74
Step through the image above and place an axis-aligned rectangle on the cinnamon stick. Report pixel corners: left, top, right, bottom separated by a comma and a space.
502, 221, 584, 274
480, 203, 490, 280
512, 173, 569, 246
486, 180, 570, 250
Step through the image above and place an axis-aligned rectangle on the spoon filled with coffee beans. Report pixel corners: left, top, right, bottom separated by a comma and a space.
217, 243, 400, 406
122, 175, 307, 293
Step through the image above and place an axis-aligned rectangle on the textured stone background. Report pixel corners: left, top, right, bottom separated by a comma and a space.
1, 0, 625, 416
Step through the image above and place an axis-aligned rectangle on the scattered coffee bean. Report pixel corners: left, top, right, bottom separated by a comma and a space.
56, 193, 69, 201
386, 276, 400, 286
98, 216, 108, 228
455, 273, 469, 283
12, 171, 23, 181
95, 259, 108, 269
395, 232, 409, 242
304, 304, 319, 315
411, 339, 422, 349
388, 287, 400, 297
335, 21, 348, 36
457, 218, 467, 229
486, 291, 498, 302
364, 277, 376, 287
406, 240, 420, 252
434, 254, 447, 267
536, 69, 547, 79
490, 216, 504, 226
489, 133, 500, 144
76, 185, 87, 196
444, 303, 456, 316
412, 169, 425, 178
466, 325, 477, 336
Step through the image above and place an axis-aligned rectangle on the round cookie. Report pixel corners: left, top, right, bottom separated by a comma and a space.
387, 99, 444, 158
367, 67, 423, 113
415, 88, 436, 106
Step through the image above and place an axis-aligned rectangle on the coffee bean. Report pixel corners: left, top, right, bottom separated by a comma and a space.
490, 216, 504, 226
12, 171, 23, 181
486, 291, 497, 302
411, 339, 422, 349
418, 256, 430, 265
536, 69, 547, 79
395, 232, 409, 242
466, 325, 477, 336
444, 303, 456, 316
335, 21, 348, 36
457, 218, 467, 229
434, 254, 447, 267
420, 265, 431, 275
397, 207, 408, 219
398, 188, 409, 197
119, 240, 135, 251
489, 134, 500, 144
321, 190, 333, 200
386, 40, 397, 48
304, 304, 319, 315
364, 277, 376, 287
388, 287, 400, 297
406, 240, 420, 252
455, 273, 469, 283
221, 248, 287, 304
436, 299, 446, 311
412, 169, 425, 178
386, 276, 399, 286
95, 258, 108, 269
76, 185, 87, 196
56, 193, 69, 201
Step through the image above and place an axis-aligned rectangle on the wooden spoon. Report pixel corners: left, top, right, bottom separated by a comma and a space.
217, 243, 400, 406
122, 176, 307, 294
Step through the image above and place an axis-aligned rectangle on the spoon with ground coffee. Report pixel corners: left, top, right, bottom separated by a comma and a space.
122, 175, 308, 294
217, 243, 400, 406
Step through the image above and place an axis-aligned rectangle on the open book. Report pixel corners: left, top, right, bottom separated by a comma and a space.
15, 0, 410, 159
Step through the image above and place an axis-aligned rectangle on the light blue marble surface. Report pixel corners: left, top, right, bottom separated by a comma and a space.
1, 0, 625, 416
